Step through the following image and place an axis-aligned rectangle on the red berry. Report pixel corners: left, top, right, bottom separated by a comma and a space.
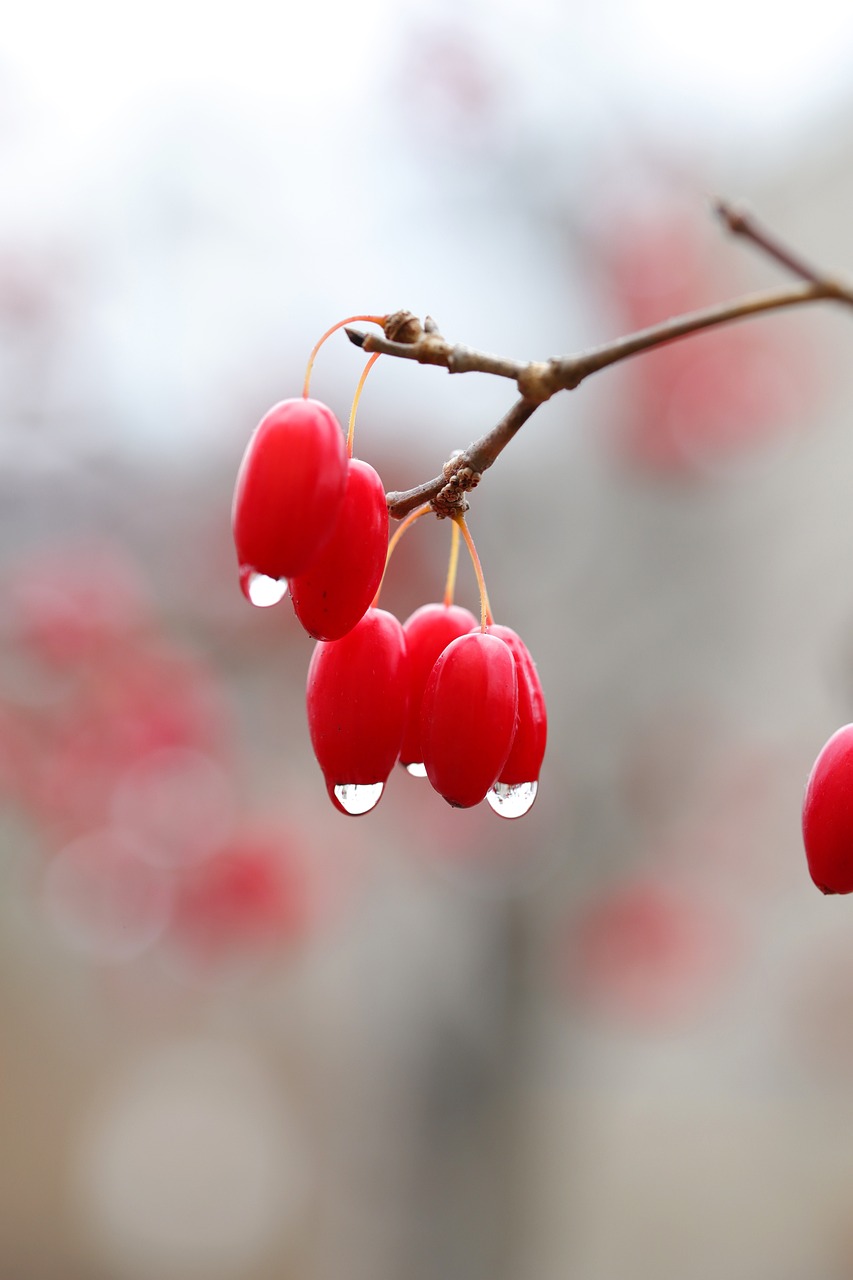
232, 398, 348, 588
9, 542, 149, 669
173, 829, 311, 963
421, 631, 517, 808
561, 877, 736, 1027
306, 608, 408, 815
289, 458, 388, 640
802, 724, 853, 894
400, 602, 479, 773
484, 624, 547, 817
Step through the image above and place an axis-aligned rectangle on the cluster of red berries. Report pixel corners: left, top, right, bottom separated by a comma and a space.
231, 330, 546, 819
1, 541, 317, 969
305, 603, 545, 817
803, 725, 853, 894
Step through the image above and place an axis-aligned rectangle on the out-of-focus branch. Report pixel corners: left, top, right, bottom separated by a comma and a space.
714, 198, 852, 296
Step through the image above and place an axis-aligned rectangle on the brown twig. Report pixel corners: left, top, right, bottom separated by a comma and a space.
714, 198, 851, 297
386, 397, 539, 520
354, 205, 853, 520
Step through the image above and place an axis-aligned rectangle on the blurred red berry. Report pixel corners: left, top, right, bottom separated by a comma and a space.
593, 210, 815, 476
0, 704, 40, 808
172, 830, 311, 962
9, 541, 149, 669
32, 641, 232, 840
562, 878, 736, 1026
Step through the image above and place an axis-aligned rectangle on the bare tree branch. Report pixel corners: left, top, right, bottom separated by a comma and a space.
714, 198, 852, 296
354, 203, 853, 521
386, 398, 539, 520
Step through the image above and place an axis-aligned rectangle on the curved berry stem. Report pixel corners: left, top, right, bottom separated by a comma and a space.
454, 514, 493, 631
303, 314, 387, 399
443, 519, 460, 607
346, 352, 381, 458
371, 503, 432, 607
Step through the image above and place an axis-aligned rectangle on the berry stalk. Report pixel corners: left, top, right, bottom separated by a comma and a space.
454, 515, 492, 631
346, 353, 381, 458
303, 314, 387, 399
370, 503, 432, 608
443, 519, 460, 608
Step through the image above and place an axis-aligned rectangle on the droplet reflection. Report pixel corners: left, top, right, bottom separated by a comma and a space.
333, 782, 384, 815
240, 570, 288, 608
486, 780, 538, 819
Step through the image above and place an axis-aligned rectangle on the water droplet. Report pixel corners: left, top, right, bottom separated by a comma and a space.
240, 569, 288, 607
405, 762, 427, 778
333, 782, 384, 815
486, 780, 538, 819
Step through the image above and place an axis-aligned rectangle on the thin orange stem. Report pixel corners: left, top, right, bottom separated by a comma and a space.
371, 504, 432, 607
346, 352, 381, 457
443, 519, 460, 607
303, 314, 387, 399
454, 515, 492, 631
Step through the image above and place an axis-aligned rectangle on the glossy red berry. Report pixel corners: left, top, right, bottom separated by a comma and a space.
289, 458, 388, 641
421, 631, 518, 808
484, 624, 547, 817
306, 608, 408, 815
399, 602, 479, 774
232, 398, 348, 589
802, 724, 853, 894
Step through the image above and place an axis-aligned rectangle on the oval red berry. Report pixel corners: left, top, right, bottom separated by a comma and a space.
400, 602, 479, 770
485, 624, 547, 787
289, 458, 388, 641
803, 724, 853, 894
232, 398, 348, 583
306, 608, 408, 815
421, 631, 518, 809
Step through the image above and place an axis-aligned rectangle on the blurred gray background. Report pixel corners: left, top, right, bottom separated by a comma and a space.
3, 1, 853, 1277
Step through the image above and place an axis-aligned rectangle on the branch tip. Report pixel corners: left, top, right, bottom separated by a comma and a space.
345, 327, 366, 348
713, 197, 750, 235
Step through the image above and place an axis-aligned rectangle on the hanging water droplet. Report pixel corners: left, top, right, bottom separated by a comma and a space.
405, 762, 427, 778
486, 780, 538, 819
333, 781, 384, 815
240, 568, 288, 607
